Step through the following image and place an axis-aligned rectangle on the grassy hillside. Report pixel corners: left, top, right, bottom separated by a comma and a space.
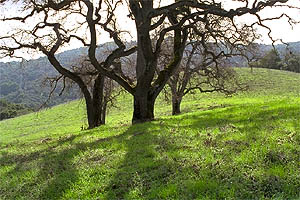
0, 68, 299, 199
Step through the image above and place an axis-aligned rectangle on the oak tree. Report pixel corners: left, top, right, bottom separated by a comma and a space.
1, 0, 298, 124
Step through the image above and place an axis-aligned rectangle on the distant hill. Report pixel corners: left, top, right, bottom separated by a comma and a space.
260, 41, 300, 54
228, 41, 300, 67
0, 41, 130, 117
0, 52, 83, 110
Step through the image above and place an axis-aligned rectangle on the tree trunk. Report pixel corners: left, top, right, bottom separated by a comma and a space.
86, 101, 99, 129
47, 54, 105, 130
86, 74, 105, 129
172, 96, 182, 115
132, 93, 155, 124
101, 101, 107, 125
172, 98, 181, 115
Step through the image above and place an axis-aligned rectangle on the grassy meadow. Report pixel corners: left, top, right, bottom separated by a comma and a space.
0, 67, 299, 199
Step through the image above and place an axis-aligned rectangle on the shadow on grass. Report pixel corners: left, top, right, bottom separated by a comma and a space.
0, 130, 131, 199
1, 123, 185, 199
103, 123, 185, 199
163, 101, 299, 135
0, 101, 299, 199
102, 102, 300, 199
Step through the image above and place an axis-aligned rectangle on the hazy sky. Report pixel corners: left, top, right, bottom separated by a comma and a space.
222, 0, 300, 44
102, 0, 300, 44
0, 0, 300, 62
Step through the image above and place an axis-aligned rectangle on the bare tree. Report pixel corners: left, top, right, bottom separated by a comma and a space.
158, 38, 250, 115
41, 59, 108, 129
0, 0, 136, 129
69, 56, 121, 127
41, 50, 125, 128
0, 0, 298, 125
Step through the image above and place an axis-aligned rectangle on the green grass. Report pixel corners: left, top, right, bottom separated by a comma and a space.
0, 68, 300, 199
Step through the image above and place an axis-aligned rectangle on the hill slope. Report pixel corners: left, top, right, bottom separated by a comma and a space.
0, 68, 300, 199
1, 41, 300, 113
0, 55, 81, 110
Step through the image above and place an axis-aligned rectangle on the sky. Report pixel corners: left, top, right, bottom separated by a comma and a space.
222, 0, 300, 44
107, 0, 300, 44
0, 0, 300, 62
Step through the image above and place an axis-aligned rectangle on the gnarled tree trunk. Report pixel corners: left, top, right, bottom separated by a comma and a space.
87, 74, 105, 128
46, 54, 106, 129
172, 95, 182, 115
132, 8, 156, 124
84, 74, 106, 129
132, 92, 155, 124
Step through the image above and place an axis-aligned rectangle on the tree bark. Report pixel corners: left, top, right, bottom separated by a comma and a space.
132, 7, 156, 124
101, 101, 107, 125
86, 101, 97, 129
86, 74, 105, 129
132, 92, 155, 124
47, 54, 105, 129
172, 96, 182, 115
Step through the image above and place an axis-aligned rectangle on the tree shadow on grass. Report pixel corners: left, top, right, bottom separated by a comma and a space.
1, 101, 299, 199
162, 101, 300, 137
0, 129, 131, 199
103, 123, 186, 199
1, 121, 217, 199
152, 102, 300, 199
102, 103, 300, 199
1, 121, 187, 199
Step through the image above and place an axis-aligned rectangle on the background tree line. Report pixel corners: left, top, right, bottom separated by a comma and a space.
250, 48, 300, 73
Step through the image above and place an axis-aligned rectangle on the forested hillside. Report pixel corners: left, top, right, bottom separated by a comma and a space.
0, 48, 86, 111
0, 99, 32, 120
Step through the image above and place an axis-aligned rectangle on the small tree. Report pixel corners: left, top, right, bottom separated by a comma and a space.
69, 56, 116, 127
259, 49, 283, 70
43, 52, 125, 128
157, 36, 250, 115
282, 50, 300, 73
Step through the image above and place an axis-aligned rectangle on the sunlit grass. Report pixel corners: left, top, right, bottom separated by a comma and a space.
0, 68, 299, 199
